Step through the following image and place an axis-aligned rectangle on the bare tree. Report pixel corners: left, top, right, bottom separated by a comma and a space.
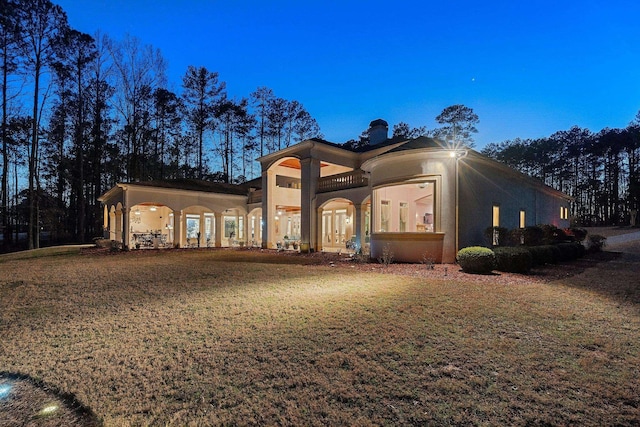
107, 33, 166, 181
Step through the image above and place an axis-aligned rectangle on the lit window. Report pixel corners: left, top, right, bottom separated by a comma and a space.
399, 202, 408, 232
492, 205, 500, 245
373, 182, 435, 233
186, 214, 200, 239
380, 200, 390, 232
492, 205, 500, 227
560, 206, 569, 220
519, 210, 526, 228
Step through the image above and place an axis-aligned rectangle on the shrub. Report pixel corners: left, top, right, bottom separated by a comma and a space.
547, 244, 561, 263
587, 234, 607, 252
522, 226, 545, 246
484, 227, 509, 247
457, 246, 495, 274
378, 243, 394, 267
557, 242, 578, 261
569, 227, 588, 242
525, 245, 554, 267
493, 247, 533, 273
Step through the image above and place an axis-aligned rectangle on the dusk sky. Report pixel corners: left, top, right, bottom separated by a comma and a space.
55, 0, 640, 149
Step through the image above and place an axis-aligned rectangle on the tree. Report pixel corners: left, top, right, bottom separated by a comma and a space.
250, 86, 274, 157
292, 109, 321, 143
50, 29, 96, 242
392, 121, 428, 139
181, 65, 225, 179
0, 0, 22, 248
151, 87, 181, 180
434, 104, 479, 149
17, 0, 69, 249
107, 33, 166, 182
266, 96, 288, 152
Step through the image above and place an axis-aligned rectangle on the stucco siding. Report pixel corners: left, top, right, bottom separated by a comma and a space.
458, 157, 570, 249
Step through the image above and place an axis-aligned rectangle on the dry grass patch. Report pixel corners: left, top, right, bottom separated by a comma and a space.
0, 248, 638, 425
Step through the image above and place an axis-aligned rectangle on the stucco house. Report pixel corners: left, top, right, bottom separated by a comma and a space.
98, 119, 571, 262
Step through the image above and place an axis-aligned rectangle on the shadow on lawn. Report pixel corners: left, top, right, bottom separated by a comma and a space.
540, 250, 640, 306
0, 371, 102, 426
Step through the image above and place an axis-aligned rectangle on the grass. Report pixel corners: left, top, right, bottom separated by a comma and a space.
0, 248, 639, 425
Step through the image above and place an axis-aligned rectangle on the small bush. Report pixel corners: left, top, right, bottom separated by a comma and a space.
493, 247, 533, 273
457, 246, 495, 274
378, 243, 394, 267
587, 234, 607, 252
421, 251, 436, 270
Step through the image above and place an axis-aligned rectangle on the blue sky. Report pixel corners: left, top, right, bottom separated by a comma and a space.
55, 0, 640, 149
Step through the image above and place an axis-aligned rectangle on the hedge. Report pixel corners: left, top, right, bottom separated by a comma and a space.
493, 247, 533, 273
457, 246, 496, 274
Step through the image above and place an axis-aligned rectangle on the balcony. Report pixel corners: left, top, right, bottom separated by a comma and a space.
317, 170, 368, 193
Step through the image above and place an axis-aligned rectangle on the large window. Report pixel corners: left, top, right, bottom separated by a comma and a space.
224, 216, 236, 239
374, 182, 435, 233
399, 202, 408, 232
186, 214, 200, 239
204, 213, 214, 243
380, 200, 390, 232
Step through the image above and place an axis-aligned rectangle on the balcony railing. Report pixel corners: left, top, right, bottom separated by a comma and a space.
247, 189, 262, 204
317, 170, 368, 193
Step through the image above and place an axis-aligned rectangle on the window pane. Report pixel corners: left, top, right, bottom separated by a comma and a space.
374, 182, 435, 233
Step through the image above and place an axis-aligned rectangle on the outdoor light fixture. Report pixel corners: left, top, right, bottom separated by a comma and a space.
345, 217, 351, 224
0, 384, 11, 399
134, 209, 141, 215
150, 206, 157, 212
39, 404, 59, 416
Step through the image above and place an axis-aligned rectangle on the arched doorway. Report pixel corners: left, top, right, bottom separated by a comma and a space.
318, 198, 355, 252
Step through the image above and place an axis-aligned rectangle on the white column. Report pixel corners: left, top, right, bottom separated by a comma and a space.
300, 158, 320, 252
354, 203, 363, 250
214, 212, 223, 247
173, 211, 182, 248
261, 169, 275, 248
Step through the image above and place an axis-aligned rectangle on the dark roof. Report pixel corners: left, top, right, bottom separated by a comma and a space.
125, 179, 250, 195
385, 136, 447, 153
347, 135, 409, 153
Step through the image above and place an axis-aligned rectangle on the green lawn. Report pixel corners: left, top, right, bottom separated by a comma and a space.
0, 249, 638, 426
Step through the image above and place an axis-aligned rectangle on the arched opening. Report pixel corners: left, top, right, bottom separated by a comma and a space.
221, 207, 247, 247
129, 203, 174, 249
318, 198, 356, 252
